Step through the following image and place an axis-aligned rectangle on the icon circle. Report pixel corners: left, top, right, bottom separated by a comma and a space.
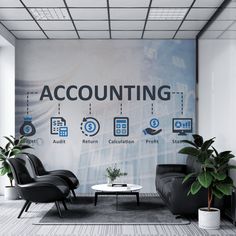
81, 117, 100, 137
150, 118, 159, 128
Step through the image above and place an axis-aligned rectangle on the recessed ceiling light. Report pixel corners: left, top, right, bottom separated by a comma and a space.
149, 8, 188, 20
29, 8, 70, 20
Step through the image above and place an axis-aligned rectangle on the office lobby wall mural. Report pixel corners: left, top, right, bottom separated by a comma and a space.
15, 40, 196, 193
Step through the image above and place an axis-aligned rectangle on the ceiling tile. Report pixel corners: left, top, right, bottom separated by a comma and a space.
180, 21, 207, 30
75, 21, 109, 30
228, 22, 236, 30
200, 30, 223, 39
152, 0, 193, 7
112, 31, 142, 38
46, 30, 78, 38
12, 30, 46, 39
38, 21, 74, 30
207, 20, 234, 31
66, 0, 107, 7
29, 8, 70, 20
175, 30, 199, 39
143, 31, 175, 38
110, 9, 147, 20
220, 30, 236, 39
146, 21, 181, 30
0, 9, 32, 20
22, 0, 65, 7
70, 9, 108, 20
109, 0, 149, 7
79, 31, 110, 38
217, 8, 236, 20
0, 0, 23, 7
186, 8, 217, 20
227, 0, 236, 8
193, 0, 224, 7
111, 21, 145, 30
2, 21, 39, 30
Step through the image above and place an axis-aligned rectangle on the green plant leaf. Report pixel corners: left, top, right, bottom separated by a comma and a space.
198, 172, 213, 188
216, 183, 232, 195
212, 146, 218, 156
182, 172, 196, 183
0, 167, 8, 176
178, 147, 199, 157
201, 138, 215, 151
190, 181, 202, 195
213, 188, 224, 199
4, 136, 14, 145
228, 165, 236, 170
9, 149, 22, 157
211, 172, 227, 181
198, 151, 209, 163
181, 140, 198, 148
192, 134, 203, 147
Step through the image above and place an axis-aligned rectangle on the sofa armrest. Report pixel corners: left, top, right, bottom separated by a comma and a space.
156, 164, 186, 175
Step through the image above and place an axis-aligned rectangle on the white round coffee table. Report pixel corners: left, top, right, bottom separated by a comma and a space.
91, 184, 142, 209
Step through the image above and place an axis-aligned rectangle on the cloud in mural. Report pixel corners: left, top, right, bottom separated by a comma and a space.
172, 56, 186, 69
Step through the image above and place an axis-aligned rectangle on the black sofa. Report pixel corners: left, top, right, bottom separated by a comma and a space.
156, 155, 208, 215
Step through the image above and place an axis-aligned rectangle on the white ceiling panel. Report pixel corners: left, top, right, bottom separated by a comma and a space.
38, 21, 74, 30
75, 21, 109, 30
112, 31, 142, 38
70, 9, 108, 20
2, 21, 39, 30
0, 0, 23, 7
110, 0, 149, 7
200, 30, 223, 39
217, 8, 236, 20
12, 30, 46, 39
228, 22, 236, 30
152, 0, 192, 7
227, 0, 236, 8
46, 30, 78, 38
220, 30, 236, 39
175, 30, 199, 39
111, 21, 145, 30
110, 9, 147, 20
79, 31, 110, 38
207, 20, 234, 31
180, 21, 207, 30
193, 0, 224, 7
0, 9, 32, 20
22, 0, 65, 7
146, 21, 181, 30
66, 0, 107, 7
186, 8, 217, 20
143, 31, 175, 38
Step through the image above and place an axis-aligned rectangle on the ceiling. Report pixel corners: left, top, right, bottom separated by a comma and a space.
0, 0, 232, 40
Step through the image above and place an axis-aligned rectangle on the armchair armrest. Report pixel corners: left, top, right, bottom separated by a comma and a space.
156, 164, 186, 175
35, 175, 69, 187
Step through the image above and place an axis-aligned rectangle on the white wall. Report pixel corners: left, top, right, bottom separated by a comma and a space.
0, 34, 15, 195
198, 39, 236, 182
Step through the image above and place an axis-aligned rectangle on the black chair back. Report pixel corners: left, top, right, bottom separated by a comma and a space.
7, 158, 34, 185
26, 154, 48, 176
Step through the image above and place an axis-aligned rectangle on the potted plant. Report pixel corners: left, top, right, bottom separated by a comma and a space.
0, 136, 32, 200
106, 164, 127, 186
179, 134, 236, 229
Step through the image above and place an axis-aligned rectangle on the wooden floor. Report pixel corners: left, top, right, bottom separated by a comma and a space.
1, 197, 236, 236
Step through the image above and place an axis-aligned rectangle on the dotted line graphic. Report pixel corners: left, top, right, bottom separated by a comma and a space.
89, 103, 92, 115
26, 91, 38, 115
151, 103, 154, 115
172, 92, 184, 115
58, 103, 61, 115
120, 103, 123, 115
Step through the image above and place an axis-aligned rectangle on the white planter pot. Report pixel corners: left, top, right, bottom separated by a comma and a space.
4, 186, 19, 200
198, 208, 220, 230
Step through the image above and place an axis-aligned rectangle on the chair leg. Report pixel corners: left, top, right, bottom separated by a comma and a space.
71, 189, 76, 199
18, 200, 29, 218
25, 202, 32, 212
62, 200, 68, 210
55, 201, 62, 218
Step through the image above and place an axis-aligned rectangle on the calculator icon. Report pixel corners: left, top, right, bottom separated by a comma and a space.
114, 117, 129, 137
59, 127, 68, 137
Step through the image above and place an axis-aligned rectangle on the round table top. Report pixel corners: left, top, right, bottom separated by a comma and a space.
91, 184, 142, 192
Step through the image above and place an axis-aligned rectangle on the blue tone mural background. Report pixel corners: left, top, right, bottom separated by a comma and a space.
15, 40, 196, 193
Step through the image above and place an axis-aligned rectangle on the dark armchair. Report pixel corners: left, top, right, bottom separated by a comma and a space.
7, 158, 70, 218
26, 154, 79, 198
156, 156, 208, 215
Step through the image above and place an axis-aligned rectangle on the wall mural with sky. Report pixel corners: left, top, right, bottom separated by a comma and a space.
15, 40, 196, 193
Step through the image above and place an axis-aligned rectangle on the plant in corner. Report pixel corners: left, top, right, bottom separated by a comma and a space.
179, 134, 236, 230
0, 136, 32, 200
106, 164, 127, 186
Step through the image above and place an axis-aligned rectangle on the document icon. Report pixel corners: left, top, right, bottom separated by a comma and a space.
50, 117, 68, 137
